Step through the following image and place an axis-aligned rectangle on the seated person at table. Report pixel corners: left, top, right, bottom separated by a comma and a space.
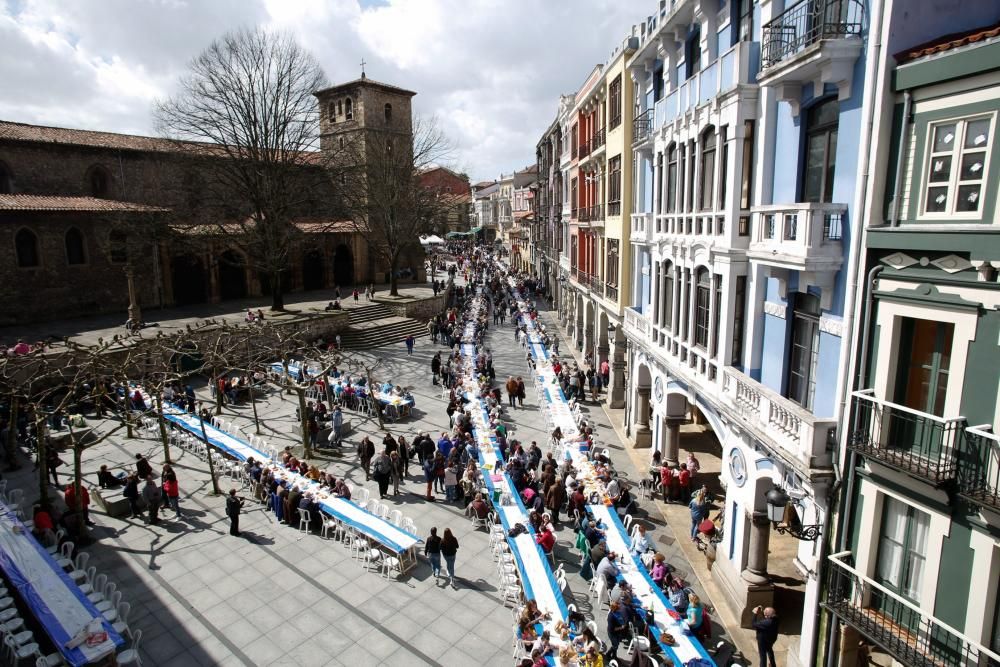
573, 627, 600, 655
519, 599, 550, 626
596, 551, 620, 588
517, 621, 538, 651
381, 381, 393, 394
650, 553, 670, 588
97, 464, 125, 488
535, 525, 556, 554
630, 524, 654, 555
333, 478, 351, 499
530, 631, 555, 661
306, 465, 322, 481
667, 579, 689, 614
31, 505, 56, 546
281, 447, 293, 466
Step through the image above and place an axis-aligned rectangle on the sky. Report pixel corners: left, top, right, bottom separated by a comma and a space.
0, 0, 644, 182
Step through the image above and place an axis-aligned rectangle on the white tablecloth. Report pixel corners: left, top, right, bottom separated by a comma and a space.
0, 503, 122, 666
589, 504, 715, 665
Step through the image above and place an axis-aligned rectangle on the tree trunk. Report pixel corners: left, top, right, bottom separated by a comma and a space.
297, 390, 311, 459
213, 367, 223, 416
389, 254, 400, 296
247, 339, 261, 434
36, 414, 50, 510
271, 270, 285, 311
70, 434, 88, 544
125, 407, 134, 439
5, 396, 19, 470
198, 409, 221, 495
154, 392, 172, 464
366, 371, 385, 431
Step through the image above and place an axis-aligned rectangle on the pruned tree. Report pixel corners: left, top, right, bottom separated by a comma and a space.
331, 116, 457, 296
155, 27, 332, 311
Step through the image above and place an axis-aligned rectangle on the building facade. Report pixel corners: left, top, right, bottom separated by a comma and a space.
0, 76, 424, 326
823, 10, 1000, 667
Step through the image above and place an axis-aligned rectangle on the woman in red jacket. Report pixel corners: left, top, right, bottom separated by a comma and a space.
161, 464, 181, 518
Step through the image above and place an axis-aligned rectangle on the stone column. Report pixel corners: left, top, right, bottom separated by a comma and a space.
742, 511, 773, 585
610, 350, 626, 408
664, 419, 681, 466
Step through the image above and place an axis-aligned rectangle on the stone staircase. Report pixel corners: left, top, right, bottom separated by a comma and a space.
338, 303, 428, 349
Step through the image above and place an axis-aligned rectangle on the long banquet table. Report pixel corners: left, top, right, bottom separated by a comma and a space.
589, 503, 715, 665
159, 403, 421, 561
0, 501, 123, 666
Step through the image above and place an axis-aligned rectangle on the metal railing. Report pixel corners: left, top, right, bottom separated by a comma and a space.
958, 425, 1000, 512
761, 0, 865, 69
579, 140, 590, 158
605, 284, 619, 301
589, 204, 603, 221
578, 207, 590, 223
848, 390, 964, 485
824, 552, 1000, 667
633, 109, 652, 145
592, 128, 606, 151
608, 201, 621, 216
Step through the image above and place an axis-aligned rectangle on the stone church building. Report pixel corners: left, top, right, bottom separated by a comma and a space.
0, 76, 425, 326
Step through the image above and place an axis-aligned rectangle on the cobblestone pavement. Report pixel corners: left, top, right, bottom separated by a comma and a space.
5, 290, 743, 665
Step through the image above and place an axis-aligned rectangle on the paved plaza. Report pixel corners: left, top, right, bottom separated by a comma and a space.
5, 291, 749, 666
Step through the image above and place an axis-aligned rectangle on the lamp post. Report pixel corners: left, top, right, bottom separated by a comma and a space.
125, 266, 141, 324
766, 485, 822, 541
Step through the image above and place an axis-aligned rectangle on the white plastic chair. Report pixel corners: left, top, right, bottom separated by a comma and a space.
87, 574, 108, 605
116, 628, 143, 665
67, 552, 90, 583
388, 509, 403, 526
55, 542, 74, 570
354, 488, 370, 507
4, 634, 38, 665
112, 601, 133, 640
298, 509, 312, 533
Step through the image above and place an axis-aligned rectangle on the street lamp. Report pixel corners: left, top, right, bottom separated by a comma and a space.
766, 485, 821, 541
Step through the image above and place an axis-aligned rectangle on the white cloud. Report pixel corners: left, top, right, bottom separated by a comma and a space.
0, 0, 642, 179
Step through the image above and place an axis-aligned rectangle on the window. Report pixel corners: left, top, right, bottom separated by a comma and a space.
571, 177, 578, 218
344, 98, 353, 120
700, 127, 716, 210
734, 0, 754, 46
64, 227, 86, 265
922, 115, 993, 216
571, 123, 579, 157
786, 292, 820, 409
740, 120, 755, 209
607, 239, 619, 287
608, 155, 622, 213
662, 261, 673, 330
384, 103, 392, 122
875, 497, 929, 610
328, 103, 336, 121
802, 99, 839, 203
609, 75, 622, 129
686, 25, 702, 79
339, 137, 345, 149
895, 318, 953, 417
694, 268, 711, 348
687, 140, 696, 212
337, 100, 342, 116
719, 126, 729, 209
15, 228, 39, 268
89, 165, 110, 198
655, 152, 663, 214
0, 161, 11, 194
731, 275, 747, 365
666, 144, 678, 212
109, 230, 128, 264
711, 275, 722, 356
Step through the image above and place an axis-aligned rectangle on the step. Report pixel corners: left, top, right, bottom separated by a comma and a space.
348, 304, 396, 324
338, 316, 429, 349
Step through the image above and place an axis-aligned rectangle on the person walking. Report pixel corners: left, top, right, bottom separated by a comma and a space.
226, 488, 245, 537
440, 527, 459, 586
431, 352, 441, 385
425, 526, 442, 579
506, 376, 518, 408
141, 475, 162, 525
123, 472, 141, 519
689, 488, 709, 542
389, 451, 404, 496
372, 450, 392, 499
405, 335, 415, 355
45, 446, 64, 486
330, 406, 343, 447
357, 436, 375, 481
161, 464, 181, 518
516, 376, 526, 408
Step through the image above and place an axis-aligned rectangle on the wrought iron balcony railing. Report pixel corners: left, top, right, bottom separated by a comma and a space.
633, 109, 652, 145
592, 128, 606, 151
847, 390, 964, 485
824, 551, 1000, 667
761, 0, 865, 70
958, 425, 1000, 512
578, 140, 590, 158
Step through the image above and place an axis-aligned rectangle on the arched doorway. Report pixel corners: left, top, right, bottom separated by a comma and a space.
218, 250, 247, 300
333, 243, 354, 288
171, 254, 207, 305
302, 249, 326, 291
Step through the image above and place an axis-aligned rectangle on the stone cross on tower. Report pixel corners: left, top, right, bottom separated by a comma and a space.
360, 58, 367, 78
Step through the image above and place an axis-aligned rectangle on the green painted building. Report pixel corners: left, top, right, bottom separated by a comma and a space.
822, 17, 1000, 667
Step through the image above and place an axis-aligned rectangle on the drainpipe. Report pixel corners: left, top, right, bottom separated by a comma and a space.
888, 90, 913, 227
822, 0, 886, 662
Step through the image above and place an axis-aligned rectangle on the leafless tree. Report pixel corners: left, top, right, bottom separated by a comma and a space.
331, 116, 457, 296
155, 27, 332, 311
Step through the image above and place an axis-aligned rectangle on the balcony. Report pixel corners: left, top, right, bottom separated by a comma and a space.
721, 367, 836, 470
758, 0, 864, 115
591, 128, 605, 152
608, 201, 621, 217
958, 425, 1000, 513
579, 140, 591, 158
656, 39, 755, 128
630, 212, 653, 244
824, 551, 1000, 667
604, 283, 619, 302
624, 306, 650, 338
748, 202, 845, 273
588, 204, 603, 225
848, 390, 964, 486
632, 109, 652, 147
578, 207, 590, 223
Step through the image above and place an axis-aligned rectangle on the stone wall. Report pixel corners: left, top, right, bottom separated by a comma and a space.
374, 293, 446, 321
